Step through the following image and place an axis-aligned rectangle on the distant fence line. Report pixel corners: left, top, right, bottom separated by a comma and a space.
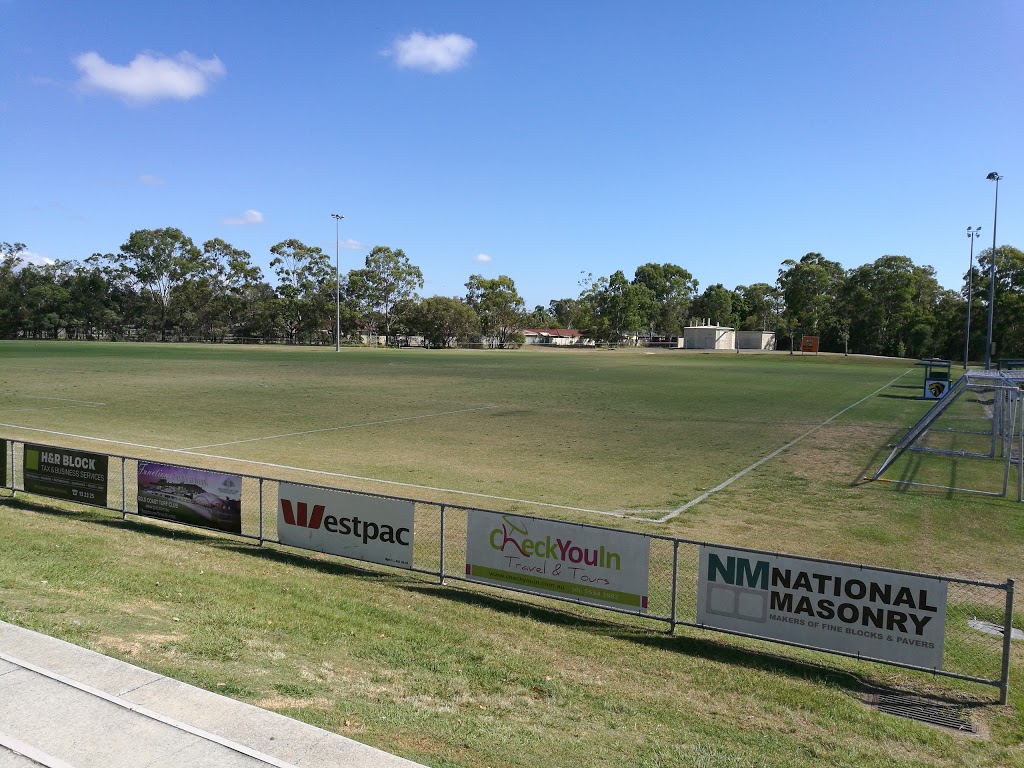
0, 437, 1015, 704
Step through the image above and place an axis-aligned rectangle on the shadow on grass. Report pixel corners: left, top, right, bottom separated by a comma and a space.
877, 393, 925, 401
2, 494, 998, 708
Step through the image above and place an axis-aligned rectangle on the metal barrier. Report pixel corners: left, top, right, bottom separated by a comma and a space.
0, 437, 1016, 703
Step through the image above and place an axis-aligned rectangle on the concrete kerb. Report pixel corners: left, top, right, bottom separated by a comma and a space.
0, 620, 425, 768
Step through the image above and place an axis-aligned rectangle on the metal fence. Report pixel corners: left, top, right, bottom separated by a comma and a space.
0, 438, 1016, 703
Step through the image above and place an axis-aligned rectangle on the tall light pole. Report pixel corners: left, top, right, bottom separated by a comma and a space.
984, 173, 1002, 369
331, 213, 344, 352
963, 226, 981, 369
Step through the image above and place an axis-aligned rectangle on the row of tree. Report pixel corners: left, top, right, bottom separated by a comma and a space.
2, 230, 1023, 359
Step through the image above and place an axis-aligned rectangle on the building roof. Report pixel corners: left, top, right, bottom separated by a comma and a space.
524, 328, 581, 337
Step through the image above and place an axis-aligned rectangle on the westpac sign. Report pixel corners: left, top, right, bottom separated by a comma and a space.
277, 483, 414, 569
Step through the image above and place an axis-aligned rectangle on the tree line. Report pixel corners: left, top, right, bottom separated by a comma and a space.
2, 229, 1022, 359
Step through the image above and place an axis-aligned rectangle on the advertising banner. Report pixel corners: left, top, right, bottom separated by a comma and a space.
697, 545, 947, 668
466, 510, 650, 611
137, 462, 242, 534
0, 440, 6, 487
277, 483, 414, 568
23, 444, 108, 505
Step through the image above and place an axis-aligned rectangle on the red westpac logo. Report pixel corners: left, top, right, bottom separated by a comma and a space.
281, 499, 325, 529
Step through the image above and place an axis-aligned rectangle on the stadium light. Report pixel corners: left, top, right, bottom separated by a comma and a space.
332, 213, 344, 352
984, 173, 1002, 370
963, 226, 981, 369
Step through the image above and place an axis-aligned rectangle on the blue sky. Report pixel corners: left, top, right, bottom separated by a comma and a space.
2, 1, 1021, 308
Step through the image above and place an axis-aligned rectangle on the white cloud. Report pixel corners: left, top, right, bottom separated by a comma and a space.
474, 253, 492, 263
222, 209, 264, 226
385, 32, 476, 73
74, 51, 225, 103
19, 251, 55, 267
340, 238, 366, 251
139, 174, 164, 186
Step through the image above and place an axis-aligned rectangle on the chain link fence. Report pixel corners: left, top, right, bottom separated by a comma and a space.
1, 437, 1016, 702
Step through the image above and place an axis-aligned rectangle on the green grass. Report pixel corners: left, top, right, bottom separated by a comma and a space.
1, 341, 1023, 767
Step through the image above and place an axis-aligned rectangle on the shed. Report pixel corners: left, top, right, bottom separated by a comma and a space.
683, 325, 735, 350
735, 331, 777, 350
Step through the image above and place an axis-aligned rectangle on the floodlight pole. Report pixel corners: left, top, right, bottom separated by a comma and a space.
984, 173, 1002, 370
332, 213, 344, 352
963, 226, 981, 369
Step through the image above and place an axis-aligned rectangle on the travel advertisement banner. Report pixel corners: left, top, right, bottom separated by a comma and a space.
697, 545, 947, 668
277, 483, 414, 568
23, 444, 108, 505
137, 462, 242, 534
465, 510, 650, 611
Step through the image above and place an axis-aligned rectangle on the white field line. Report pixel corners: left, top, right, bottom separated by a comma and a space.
0, 421, 611, 517
7, 395, 107, 406
646, 369, 914, 523
178, 406, 499, 450
0, 371, 911, 522
1, 405, 108, 414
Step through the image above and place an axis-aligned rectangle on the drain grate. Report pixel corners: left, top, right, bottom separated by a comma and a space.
867, 690, 975, 733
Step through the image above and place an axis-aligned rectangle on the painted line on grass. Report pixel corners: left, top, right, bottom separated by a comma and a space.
646, 369, 915, 523
1, 405, 110, 414
178, 405, 500, 450
0, 370, 912, 523
8, 395, 107, 406
0, 421, 615, 517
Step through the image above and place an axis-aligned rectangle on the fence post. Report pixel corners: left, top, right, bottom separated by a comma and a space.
669, 540, 679, 635
439, 504, 446, 585
120, 458, 127, 519
1000, 578, 1015, 705
258, 479, 265, 545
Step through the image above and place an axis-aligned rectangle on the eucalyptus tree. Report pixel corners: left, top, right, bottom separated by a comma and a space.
270, 239, 333, 343
736, 283, 782, 331
632, 262, 698, 335
203, 239, 267, 340
465, 274, 527, 347
777, 252, 845, 345
843, 256, 940, 357
975, 245, 1024, 358
115, 228, 211, 341
412, 296, 479, 348
691, 283, 741, 328
347, 246, 424, 343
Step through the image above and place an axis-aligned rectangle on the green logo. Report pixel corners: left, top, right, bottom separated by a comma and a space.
26, 449, 40, 472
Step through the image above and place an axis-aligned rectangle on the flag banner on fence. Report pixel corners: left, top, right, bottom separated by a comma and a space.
277, 483, 414, 568
137, 462, 242, 534
697, 545, 947, 669
465, 510, 650, 611
23, 444, 108, 506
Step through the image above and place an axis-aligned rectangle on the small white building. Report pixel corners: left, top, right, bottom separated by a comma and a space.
683, 324, 735, 350
523, 328, 586, 346
735, 330, 777, 350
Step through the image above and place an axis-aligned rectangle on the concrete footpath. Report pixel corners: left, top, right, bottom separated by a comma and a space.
0, 621, 427, 768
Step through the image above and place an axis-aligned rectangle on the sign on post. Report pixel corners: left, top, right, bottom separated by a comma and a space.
801, 336, 819, 354
466, 510, 650, 611
697, 545, 947, 668
277, 483, 414, 568
23, 444, 108, 505
137, 462, 242, 534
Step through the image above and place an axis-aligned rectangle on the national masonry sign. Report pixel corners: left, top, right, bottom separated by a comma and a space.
697, 545, 947, 668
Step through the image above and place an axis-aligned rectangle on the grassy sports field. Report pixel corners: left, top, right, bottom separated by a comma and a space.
1, 342, 1022, 767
